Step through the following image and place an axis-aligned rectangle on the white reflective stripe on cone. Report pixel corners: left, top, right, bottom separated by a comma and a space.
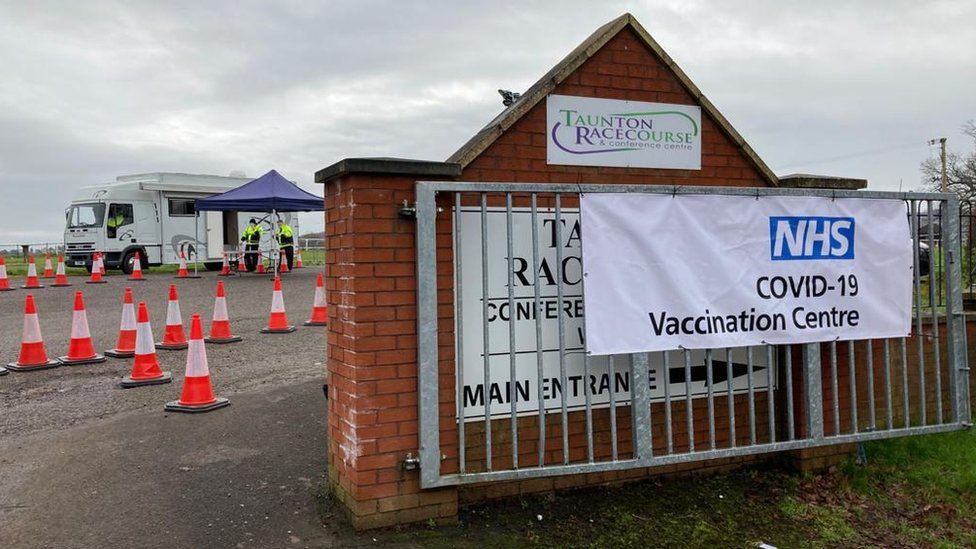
314, 286, 326, 307
133, 257, 141, 269
27, 263, 37, 277
0, 265, 7, 277
135, 322, 155, 354
271, 291, 285, 313
22, 313, 42, 343
56, 261, 65, 275
71, 310, 91, 339
166, 301, 182, 325
184, 339, 209, 377
213, 297, 229, 321
120, 304, 137, 330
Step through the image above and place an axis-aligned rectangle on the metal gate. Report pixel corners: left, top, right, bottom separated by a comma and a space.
415, 182, 971, 489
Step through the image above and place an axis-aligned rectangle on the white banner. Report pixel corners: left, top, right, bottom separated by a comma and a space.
456, 206, 772, 422
547, 94, 701, 169
581, 194, 914, 355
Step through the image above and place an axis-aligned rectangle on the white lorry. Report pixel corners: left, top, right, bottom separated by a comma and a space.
64, 172, 291, 273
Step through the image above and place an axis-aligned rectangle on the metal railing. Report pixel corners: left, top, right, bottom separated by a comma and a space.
414, 182, 971, 489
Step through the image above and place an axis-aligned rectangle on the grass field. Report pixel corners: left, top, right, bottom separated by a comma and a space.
379, 429, 976, 547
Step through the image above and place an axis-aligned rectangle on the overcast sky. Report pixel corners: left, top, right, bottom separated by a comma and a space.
1, 0, 973, 243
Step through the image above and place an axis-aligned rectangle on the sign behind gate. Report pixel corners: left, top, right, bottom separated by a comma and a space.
456, 207, 772, 422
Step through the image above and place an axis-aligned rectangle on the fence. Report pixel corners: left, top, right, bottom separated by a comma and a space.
414, 182, 971, 489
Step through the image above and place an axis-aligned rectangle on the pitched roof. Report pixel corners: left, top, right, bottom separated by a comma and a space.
446, 13, 778, 186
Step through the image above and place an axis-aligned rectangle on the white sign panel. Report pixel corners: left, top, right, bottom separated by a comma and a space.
456, 207, 772, 422
546, 94, 702, 169
581, 194, 914, 355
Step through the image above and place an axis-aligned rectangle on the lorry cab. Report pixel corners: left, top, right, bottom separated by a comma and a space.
64, 172, 276, 273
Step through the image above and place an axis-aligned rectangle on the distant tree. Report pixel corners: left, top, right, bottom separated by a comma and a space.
920, 120, 976, 201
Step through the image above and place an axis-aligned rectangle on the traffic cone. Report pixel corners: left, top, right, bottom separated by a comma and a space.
21, 256, 43, 289
236, 247, 247, 273
52, 255, 71, 286
87, 254, 106, 284
175, 251, 189, 278
206, 281, 242, 344
6, 294, 60, 371
261, 276, 296, 333
120, 302, 172, 388
97, 252, 106, 276
279, 250, 290, 273
42, 253, 54, 278
304, 272, 328, 326
105, 288, 138, 358
294, 248, 304, 269
166, 314, 230, 413
128, 250, 147, 281
0, 256, 15, 291
157, 284, 188, 350
218, 252, 232, 276
58, 291, 107, 365
255, 256, 266, 274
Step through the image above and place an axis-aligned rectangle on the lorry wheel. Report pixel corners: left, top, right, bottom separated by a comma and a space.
120, 251, 140, 275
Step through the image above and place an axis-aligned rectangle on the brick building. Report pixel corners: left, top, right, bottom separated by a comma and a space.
315, 13, 967, 529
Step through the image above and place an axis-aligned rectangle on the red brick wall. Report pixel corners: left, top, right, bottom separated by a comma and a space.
460, 27, 770, 187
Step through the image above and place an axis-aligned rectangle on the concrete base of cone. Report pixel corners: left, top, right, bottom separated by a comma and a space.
104, 349, 136, 358
156, 341, 189, 351
21, 284, 44, 289
204, 335, 243, 344
174, 275, 202, 279
119, 372, 172, 388
260, 326, 297, 334
127, 278, 147, 282
165, 397, 230, 413
6, 360, 61, 372
57, 354, 108, 366
0, 287, 15, 292
52, 283, 72, 287
303, 320, 327, 327
0, 366, 7, 376
85, 280, 107, 284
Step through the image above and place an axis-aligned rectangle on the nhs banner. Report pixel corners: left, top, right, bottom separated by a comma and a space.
581, 194, 913, 354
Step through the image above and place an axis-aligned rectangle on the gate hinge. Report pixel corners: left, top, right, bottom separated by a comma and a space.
398, 200, 417, 218
402, 453, 420, 470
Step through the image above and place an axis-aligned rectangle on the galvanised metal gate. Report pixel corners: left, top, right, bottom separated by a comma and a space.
415, 182, 971, 489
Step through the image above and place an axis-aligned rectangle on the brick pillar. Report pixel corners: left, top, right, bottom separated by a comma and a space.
317, 159, 460, 529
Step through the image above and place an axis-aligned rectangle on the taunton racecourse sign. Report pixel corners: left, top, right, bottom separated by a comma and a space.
546, 94, 702, 170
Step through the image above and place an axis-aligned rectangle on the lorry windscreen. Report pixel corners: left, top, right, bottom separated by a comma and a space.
67, 203, 105, 228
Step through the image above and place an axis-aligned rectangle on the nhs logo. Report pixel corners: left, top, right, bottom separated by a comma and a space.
770, 216, 855, 260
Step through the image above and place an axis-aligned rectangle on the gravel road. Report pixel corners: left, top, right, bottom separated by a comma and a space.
0, 267, 326, 437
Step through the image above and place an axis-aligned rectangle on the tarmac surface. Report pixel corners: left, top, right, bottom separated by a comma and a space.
0, 268, 395, 548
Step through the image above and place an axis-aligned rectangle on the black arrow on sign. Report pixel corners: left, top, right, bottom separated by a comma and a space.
665, 360, 765, 385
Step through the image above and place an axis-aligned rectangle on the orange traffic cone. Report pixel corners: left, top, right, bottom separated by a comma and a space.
105, 288, 138, 358
157, 284, 188, 350
304, 272, 328, 326
206, 281, 242, 344
165, 314, 230, 413
0, 256, 15, 291
42, 253, 54, 278
278, 250, 290, 273
87, 254, 106, 284
294, 248, 304, 269
52, 255, 71, 286
21, 256, 43, 289
120, 302, 172, 388
218, 252, 232, 276
236, 247, 247, 273
98, 252, 106, 275
6, 294, 60, 371
255, 256, 266, 274
261, 276, 296, 333
128, 250, 147, 281
175, 251, 189, 278
58, 291, 107, 365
